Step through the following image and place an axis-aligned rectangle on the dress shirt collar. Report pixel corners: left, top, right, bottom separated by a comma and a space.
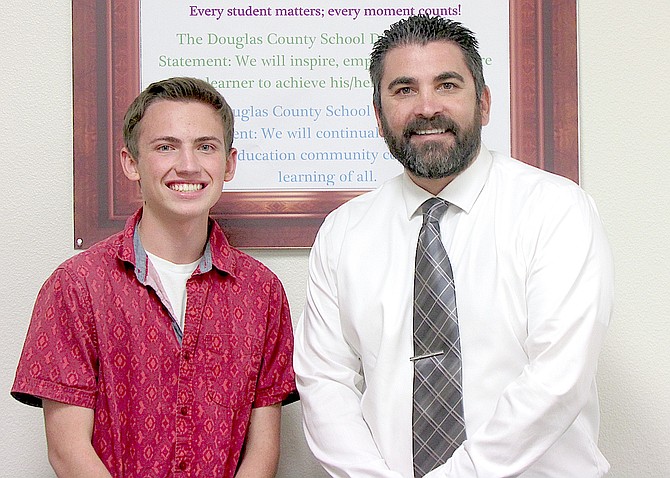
401, 145, 493, 220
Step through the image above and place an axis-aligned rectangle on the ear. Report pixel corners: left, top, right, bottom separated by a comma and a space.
373, 104, 385, 138
479, 86, 491, 126
223, 148, 237, 182
120, 147, 141, 182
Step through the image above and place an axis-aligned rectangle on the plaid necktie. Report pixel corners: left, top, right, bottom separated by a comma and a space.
412, 198, 465, 477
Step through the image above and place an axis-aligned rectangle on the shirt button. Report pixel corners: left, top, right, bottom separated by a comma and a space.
179, 460, 187, 471
180, 406, 188, 416
183, 351, 191, 361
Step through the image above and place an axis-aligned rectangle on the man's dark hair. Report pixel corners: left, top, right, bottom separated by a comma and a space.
123, 77, 235, 159
369, 15, 486, 111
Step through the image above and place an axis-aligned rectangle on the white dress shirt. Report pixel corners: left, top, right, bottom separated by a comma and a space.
294, 147, 613, 477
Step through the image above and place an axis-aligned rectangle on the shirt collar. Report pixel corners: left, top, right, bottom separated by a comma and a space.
116, 208, 238, 282
402, 145, 493, 220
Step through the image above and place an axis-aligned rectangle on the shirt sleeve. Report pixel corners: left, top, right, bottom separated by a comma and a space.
294, 215, 405, 478
11, 267, 99, 409
253, 275, 297, 408
428, 186, 614, 477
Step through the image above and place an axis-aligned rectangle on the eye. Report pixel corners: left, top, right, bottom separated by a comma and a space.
438, 82, 456, 91
199, 143, 216, 152
393, 86, 415, 96
157, 144, 173, 152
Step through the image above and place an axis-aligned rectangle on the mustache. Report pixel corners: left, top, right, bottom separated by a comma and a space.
403, 115, 460, 138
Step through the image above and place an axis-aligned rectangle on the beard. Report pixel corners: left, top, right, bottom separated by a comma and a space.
379, 108, 482, 179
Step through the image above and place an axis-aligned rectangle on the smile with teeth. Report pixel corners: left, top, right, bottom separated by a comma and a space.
168, 183, 204, 192
414, 128, 449, 135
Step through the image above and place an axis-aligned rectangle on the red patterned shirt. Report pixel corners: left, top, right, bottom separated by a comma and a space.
12, 209, 296, 477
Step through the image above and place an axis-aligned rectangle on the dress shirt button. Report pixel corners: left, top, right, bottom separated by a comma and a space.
180, 406, 188, 416
178, 460, 187, 471
183, 351, 191, 361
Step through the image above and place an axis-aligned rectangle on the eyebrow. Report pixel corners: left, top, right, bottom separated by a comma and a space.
150, 136, 223, 145
387, 76, 416, 91
386, 71, 466, 90
435, 71, 466, 83
194, 136, 223, 144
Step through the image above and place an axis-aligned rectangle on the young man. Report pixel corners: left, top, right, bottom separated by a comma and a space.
12, 77, 296, 477
294, 16, 613, 477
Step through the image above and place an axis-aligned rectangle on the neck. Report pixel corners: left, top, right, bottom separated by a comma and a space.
138, 213, 209, 264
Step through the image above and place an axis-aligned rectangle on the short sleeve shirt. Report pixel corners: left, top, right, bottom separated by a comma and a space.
12, 209, 296, 477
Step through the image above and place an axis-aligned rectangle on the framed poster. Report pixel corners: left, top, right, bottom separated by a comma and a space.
73, 1, 577, 248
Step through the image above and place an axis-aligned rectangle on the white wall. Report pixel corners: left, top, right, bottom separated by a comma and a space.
0, 1, 668, 476
579, 2, 670, 475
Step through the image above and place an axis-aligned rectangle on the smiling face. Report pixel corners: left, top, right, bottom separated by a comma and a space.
120, 99, 236, 228
375, 41, 490, 192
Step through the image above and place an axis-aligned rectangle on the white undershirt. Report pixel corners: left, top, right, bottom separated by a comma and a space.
146, 251, 200, 331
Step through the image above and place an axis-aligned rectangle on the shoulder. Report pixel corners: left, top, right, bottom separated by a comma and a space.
29, 234, 125, 320
318, 174, 404, 240
489, 152, 596, 211
224, 247, 285, 295
207, 220, 281, 285
490, 152, 575, 187
486, 153, 608, 254
47, 232, 124, 284
231, 247, 276, 277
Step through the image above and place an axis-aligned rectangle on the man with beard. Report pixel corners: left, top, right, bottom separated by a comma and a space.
294, 15, 613, 478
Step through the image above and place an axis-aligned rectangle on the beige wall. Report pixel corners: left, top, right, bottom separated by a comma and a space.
578, 1, 670, 475
1, 1, 668, 476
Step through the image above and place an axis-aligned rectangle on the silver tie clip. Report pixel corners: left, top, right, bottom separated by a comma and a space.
410, 350, 444, 362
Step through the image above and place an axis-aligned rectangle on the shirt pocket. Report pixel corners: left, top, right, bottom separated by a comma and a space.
205, 333, 261, 409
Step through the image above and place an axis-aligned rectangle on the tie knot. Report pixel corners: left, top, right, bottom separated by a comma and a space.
421, 198, 449, 225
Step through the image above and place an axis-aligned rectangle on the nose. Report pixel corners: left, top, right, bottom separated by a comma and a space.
414, 89, 443, 118
175, 147, 200, 173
